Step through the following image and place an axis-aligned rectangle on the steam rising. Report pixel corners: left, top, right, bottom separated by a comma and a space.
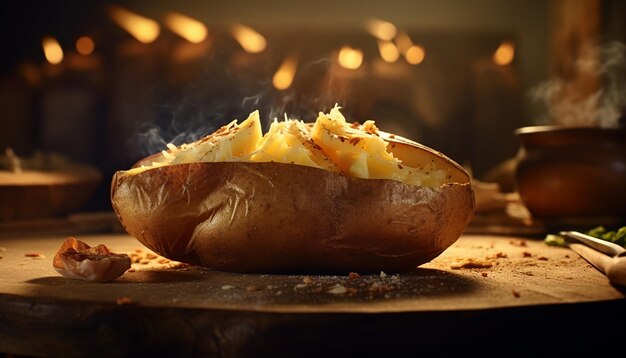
529, 41, 626, 128
134, 54, 349, 158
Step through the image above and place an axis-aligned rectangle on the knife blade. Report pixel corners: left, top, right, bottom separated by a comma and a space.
559, 231, 626, 257
559, 231, 626, 286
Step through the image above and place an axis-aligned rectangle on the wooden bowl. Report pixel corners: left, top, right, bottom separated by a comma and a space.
514, 125, 626, 221
0, 167, 102, 221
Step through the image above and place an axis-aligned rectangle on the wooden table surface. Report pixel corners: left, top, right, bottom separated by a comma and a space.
1, 232, 624, 356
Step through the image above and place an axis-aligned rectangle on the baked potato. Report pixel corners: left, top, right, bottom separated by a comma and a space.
111, 106, 475, 273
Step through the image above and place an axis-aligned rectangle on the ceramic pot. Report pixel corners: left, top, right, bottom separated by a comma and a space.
514, 125, 626, 220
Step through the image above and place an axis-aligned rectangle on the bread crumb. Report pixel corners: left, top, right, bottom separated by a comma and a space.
146, 253, 158, 260
380, 271, 387, 278
348, 272, 360, 280
246, 285, 260, 292
509, 240, 527, 247
368, 282, 394, 293
328, 284, 347, 295
302, 276, 314, 284
294, 283, 307, 289
450, 258, 493, 269
538, 256, 548, 261
221, 285, 235, 290
487, 252, 508, 259
522, 251, 532, 257
512, 289, 521, 298
25, 253, 45, 259
481, 272, 488, 277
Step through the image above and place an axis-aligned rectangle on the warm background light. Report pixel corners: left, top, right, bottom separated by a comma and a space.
231, 24, 266, 53
42, 36, 63, 64
338, 46, 363, 70
377, 40, 400, 63
273, 55, 298, 90
108, 5, 160, 44
365, 19, 397, 41
493, 41, 515, 66
75, 36, 95, 55
394, 30, 413, 54
164, 12, 207, 43
405, 45, 425, 65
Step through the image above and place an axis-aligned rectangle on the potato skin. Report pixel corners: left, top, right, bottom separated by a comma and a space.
111, 162, 474, 273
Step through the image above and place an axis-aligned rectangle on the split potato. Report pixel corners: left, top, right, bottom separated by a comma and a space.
111, 106, 475, 273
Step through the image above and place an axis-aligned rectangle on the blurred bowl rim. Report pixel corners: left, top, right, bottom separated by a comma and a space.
514, 125, 626, 136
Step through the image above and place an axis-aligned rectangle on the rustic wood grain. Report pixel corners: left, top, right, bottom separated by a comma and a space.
0, 233, 624, 356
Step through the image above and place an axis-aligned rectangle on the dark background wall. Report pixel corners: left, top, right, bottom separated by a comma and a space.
0, 0, 624, 213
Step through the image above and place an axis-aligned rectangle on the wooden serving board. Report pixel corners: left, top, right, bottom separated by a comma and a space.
0, 233, 624, 356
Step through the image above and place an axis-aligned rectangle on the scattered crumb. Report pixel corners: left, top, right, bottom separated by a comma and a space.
246, 285, 260, 292
368, 282, 394, 293
564, 255, 570, 258
512, 289, 521, 298
450, 258, 493, 269
116, 297, 133, 305
348, 272, 360, 280
380, 271, 387, 278
146, 253, 158, 260
266, 285, 274, 290
368, 282, 381, 292
481, 272, 488, 277
538, 256, 548, 261
522, 252, 532, 257
139, 259, 150, 265
294, 283, 307, 289
276, 290, 282, 295
158, 258, 170, 264
302, 276, 314, 284
487, 252, 508, 259
221, 285, 235, 290
328, 284, 347, 295
346, 287, 358, 295
509, 240, 527, 247
134, 249, 143, 253
127, 268, 136, 273
168, 262, 189, 270
25, 253, 45, 259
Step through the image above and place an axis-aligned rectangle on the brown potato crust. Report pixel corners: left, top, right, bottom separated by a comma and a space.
111, 162, 474, 273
